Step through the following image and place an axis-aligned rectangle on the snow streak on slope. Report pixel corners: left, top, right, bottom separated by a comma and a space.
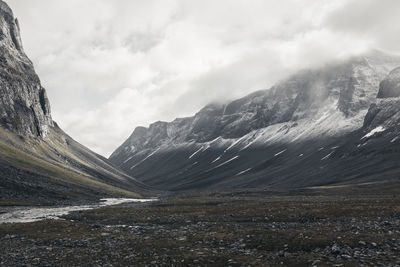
130, 148, 160, 169
362, 126, 386, 139
109, 51, 400, 191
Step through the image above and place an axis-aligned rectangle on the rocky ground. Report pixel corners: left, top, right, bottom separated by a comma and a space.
1, 189, 400, 266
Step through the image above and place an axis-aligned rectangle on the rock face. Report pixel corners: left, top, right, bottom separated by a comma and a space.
363, 68, 400, 141
377, 67, 400, 98
0, 1, 53, 137
110, 51, 400, 191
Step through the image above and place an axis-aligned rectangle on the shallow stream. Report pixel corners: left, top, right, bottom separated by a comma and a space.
0, 198, 157, 224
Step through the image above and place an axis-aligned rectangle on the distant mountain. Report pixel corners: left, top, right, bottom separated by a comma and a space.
0, 1, 151, 204
110, 50, 400, 191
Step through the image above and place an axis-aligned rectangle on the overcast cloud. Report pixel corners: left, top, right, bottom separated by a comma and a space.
6, 0, 400, 156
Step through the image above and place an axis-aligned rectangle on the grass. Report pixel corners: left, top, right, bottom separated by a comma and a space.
0, 141, 138, 196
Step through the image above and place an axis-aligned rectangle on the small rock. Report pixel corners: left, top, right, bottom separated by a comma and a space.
331, 244, 341, 255
341, 254, 352, 260
358, 241, 366, 246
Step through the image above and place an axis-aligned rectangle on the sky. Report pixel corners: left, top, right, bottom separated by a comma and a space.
6, 0, 400, 157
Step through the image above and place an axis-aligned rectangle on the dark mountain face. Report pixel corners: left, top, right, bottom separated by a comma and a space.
377, 67, 400, 98
110, 51, 400, 192
0, 1, 152, 204
0, 1, 53, 137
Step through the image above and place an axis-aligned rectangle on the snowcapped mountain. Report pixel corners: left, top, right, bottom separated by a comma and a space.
0, 1, 151, 204
110, 50, 400, 191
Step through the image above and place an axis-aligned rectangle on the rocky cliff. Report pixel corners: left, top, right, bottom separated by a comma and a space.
0, 1, 53, 137
377, 67, 400, 98
363, 67, 400, 140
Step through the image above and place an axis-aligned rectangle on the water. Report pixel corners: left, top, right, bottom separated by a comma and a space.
0, 198, 157, 224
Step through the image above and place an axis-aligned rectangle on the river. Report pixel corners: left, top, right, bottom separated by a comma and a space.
0, 198, 158, 224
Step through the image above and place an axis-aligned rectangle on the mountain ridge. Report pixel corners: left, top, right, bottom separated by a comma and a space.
110, 50, 400, 191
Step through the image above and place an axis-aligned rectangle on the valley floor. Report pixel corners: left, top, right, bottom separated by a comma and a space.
1, 188, 400, 266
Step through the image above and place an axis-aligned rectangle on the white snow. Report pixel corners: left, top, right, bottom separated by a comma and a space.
189, 147, 203, 159
274, 149, 287, 157
214, 156, 239, 169
202, 143, 211, 151
239, 137, 258, 151
357, 142, 368, 148
130, 148, 160, 169
123, 156, 133, 164
208, 137, 221, 145
362, 126, 386, 139
321, 152, 334, 161
211, 156, 221, 163
0, 198, 158, 224
224, 136, 245, 153
235, 168, 252, 176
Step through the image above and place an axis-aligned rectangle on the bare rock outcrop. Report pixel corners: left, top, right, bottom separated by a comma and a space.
0, 0, 53, 137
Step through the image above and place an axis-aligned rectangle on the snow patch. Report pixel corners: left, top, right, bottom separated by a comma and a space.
224, 136, 245, 153
235, 168, 252, 176
214, 156, 239, 169
274, 149, 287, 157
130, 148, 160, 169
240, 138, 258, 151
362, 126, 386, 139
211, 156, 221, 163
189, 147, 203, 159
123, 156, 133, 164
321, 152, 334, 161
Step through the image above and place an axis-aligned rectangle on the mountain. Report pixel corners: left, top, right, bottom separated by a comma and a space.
0, 1, 151, 205
110, 50, 400, 191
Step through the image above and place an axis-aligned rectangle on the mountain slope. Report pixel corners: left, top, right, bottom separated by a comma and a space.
110, 50, 400, 191
0, 1, 152, 204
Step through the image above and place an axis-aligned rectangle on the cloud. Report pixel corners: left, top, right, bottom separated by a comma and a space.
5, 0, 398, 156
324, 0, 400, 53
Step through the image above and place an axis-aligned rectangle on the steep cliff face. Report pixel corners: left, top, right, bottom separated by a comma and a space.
110, 51, 400, 191
363, 67, 400, 138
0, 1, 53, 137
377, 67, 400, 98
